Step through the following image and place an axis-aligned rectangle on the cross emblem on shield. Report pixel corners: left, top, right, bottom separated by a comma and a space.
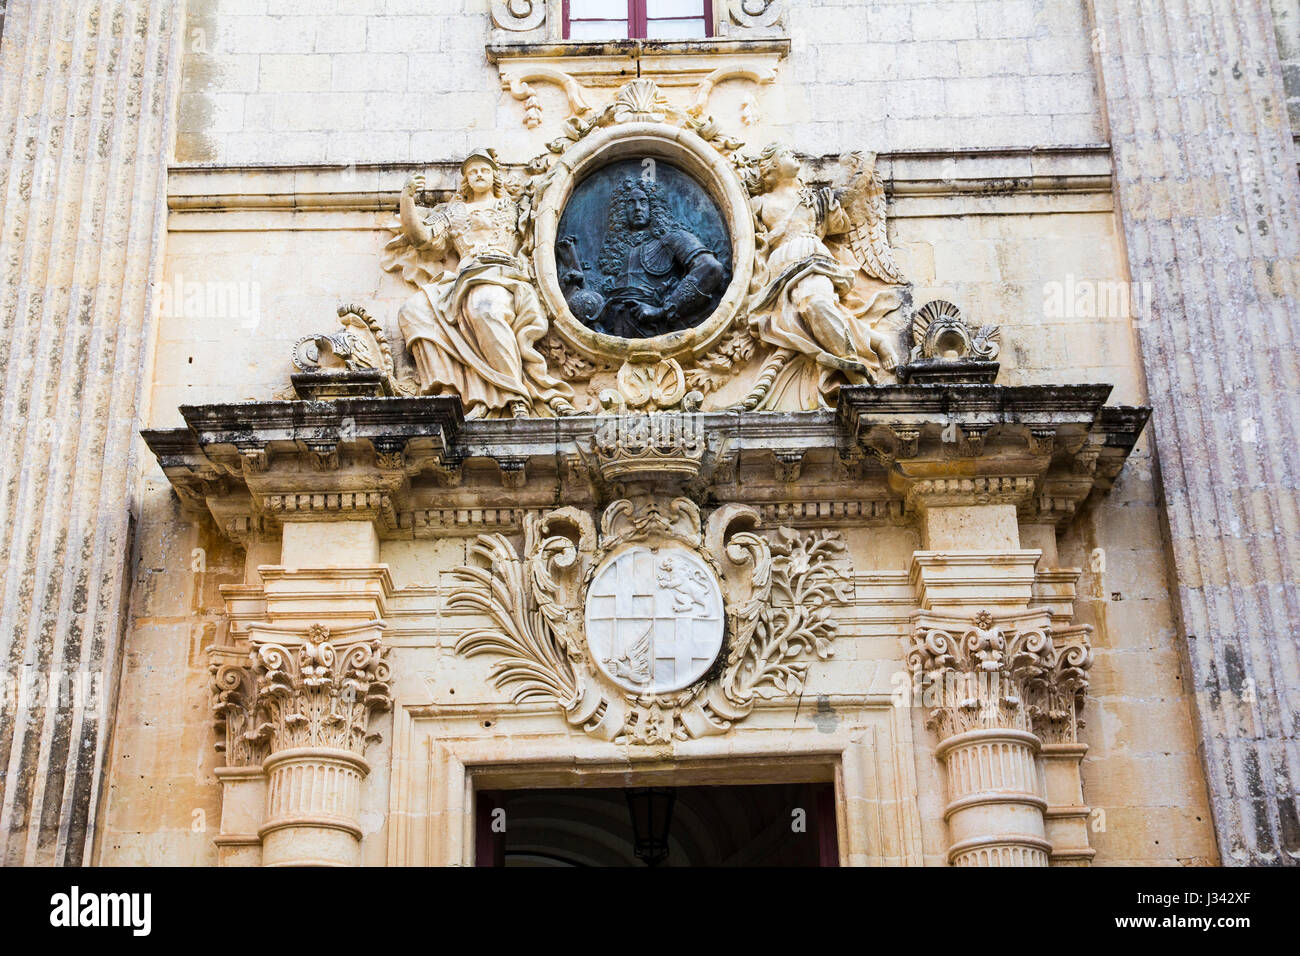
585, 546, 724, 694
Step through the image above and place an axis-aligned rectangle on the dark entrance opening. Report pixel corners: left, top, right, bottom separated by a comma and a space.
475, 782, 837, 867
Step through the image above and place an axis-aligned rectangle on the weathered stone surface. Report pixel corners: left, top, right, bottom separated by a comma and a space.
0, 1, 1240, 868
1091, 0, 1300, 865
0, 0, 186, 866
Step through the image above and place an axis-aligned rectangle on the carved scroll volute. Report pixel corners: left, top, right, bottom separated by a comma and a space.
523, 507, 598, 665
491, 0, 545, 32
209, 653, 269, 768
706, 503, 772, 628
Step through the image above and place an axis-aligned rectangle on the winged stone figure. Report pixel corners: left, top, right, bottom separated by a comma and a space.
744, 144, 908, 409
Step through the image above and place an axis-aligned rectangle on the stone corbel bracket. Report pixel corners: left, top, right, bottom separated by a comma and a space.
142, 396, 464, 540
839, 383, 1151, 526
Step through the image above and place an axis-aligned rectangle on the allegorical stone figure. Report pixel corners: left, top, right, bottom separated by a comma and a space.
559, 176, 726, 338
384, 149, 574, 418
745, 144, 907, 408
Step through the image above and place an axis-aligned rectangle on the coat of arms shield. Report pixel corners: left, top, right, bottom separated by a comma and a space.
585, 545, 724, 694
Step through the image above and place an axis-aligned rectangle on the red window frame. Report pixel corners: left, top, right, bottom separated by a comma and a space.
563, 1, 714, 40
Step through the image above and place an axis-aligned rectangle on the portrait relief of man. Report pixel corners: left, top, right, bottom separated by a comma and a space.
557, 171, 729, 339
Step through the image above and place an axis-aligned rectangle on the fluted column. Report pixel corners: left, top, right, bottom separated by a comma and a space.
208, 512, 395, 866
1089, 0, 1300, 864
0, 0, 186, 865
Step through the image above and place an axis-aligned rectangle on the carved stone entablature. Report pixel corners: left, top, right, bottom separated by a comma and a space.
142, 397, 463, 536
142, 386, 1150, 545
904, 608, 1092, 744
904, 476, 1036, 513
840, 383, 1151, 522
448, 497, 850, 745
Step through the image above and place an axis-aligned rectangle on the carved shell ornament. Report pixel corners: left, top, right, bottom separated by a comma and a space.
448, 498, 852, 745
909, 299, 999, 363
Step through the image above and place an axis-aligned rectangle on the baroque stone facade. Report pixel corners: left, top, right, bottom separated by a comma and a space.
0, 0, 1295, 867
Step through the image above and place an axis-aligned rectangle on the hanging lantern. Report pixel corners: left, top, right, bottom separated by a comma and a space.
625, 787, 676, 866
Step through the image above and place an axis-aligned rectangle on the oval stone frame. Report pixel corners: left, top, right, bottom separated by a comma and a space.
533, 122, 756, 363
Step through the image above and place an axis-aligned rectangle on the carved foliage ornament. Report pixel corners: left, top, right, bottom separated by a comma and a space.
449, 493, 851, 745
208, 623, 392, 764
905, 610, 1092, 744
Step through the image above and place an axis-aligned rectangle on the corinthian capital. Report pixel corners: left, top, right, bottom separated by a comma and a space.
209, 644, 270, 768
247, 622, 392, 757
907, 610, 1090, 743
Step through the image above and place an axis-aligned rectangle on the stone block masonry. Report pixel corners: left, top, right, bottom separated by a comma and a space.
1090, 0, 1300, 865
0, 0, 187, 865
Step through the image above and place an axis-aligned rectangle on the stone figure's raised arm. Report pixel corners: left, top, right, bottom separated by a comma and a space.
817, 186, 853, 238
398, 174, 451, 253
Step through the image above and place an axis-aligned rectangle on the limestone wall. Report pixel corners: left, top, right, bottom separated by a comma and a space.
94, 1, 1225, 866
176, 0, 1103, 164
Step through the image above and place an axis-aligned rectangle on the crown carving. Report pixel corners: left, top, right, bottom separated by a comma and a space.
593, 412, 705, 483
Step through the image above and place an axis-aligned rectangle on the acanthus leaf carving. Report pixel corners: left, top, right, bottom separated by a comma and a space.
209, 649, 271, 767
450, 533, 583, 708
906, 610, 1092, 744
209, 623, 391, 766
720, 527, 850, 705
251, 623, 392, 755
447, 493, 851, 744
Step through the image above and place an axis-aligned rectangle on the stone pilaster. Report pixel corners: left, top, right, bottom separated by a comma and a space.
1090, 0, 1300, 864
906, 483, 1097, 866
0, 0, 186, 865
209, 511, 394, 866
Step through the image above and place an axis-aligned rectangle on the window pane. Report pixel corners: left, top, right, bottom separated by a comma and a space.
569, 0, 628, 17
645, 17, 707, 39
569, 19, 630, 40
646, 0, 704, 16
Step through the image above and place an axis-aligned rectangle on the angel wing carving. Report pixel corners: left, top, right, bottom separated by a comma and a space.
836, 150, 906, 284
603, 622, 653, 687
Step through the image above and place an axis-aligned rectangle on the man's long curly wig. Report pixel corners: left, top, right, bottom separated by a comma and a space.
597, 177, 682, 289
